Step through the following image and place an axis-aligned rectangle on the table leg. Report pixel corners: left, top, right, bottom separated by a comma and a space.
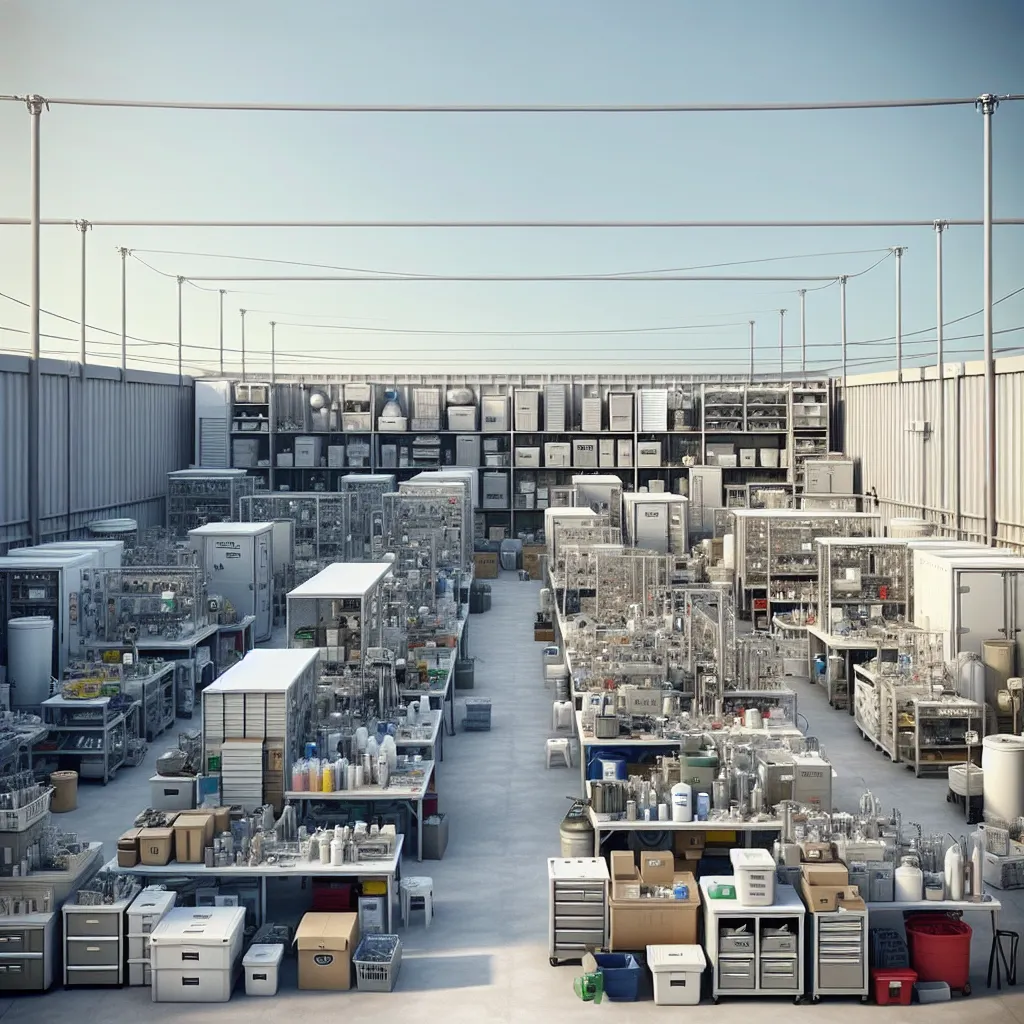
387, 875, 393, 933
417, 799, 423, 863
438, 728, 443, 763
260, 878, 268, 925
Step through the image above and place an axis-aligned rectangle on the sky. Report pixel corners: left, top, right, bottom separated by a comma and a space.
0, 0, 1022, 379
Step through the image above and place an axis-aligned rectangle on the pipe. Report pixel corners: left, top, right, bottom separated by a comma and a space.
218, 289, 225, 375
119, 246, 128, 374
798, 289, 807, 374
978, 94, 998, 546
176, 276, 183, 385
894, 246, 906, 381
778, 308, 786, 377
839, 276, 848, 392
27, 96, 43, 546
935, 221, 946, 520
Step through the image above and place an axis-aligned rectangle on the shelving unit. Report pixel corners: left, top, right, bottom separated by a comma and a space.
208, 377, 838, 538
120, 661, 176, 743
903, 696, 986, 778
166, 469, 256, 536
39, 695, 132, 784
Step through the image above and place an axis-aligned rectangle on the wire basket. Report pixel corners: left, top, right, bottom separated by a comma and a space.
353, 934, 402, 992
870, 927, 910, 969
0, 788, 52, 832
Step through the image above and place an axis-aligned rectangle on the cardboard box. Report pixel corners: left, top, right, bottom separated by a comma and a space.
263, 740, 285, 773
609, 865, 701, 951
673, 832, 706, 855
138, 826, 174, 866
212, 806, 231, 834
173, 813, 214, 864
295, 912, 360, 991
117, 828, 143, 868
473, 552, 499, 579
800, 864, 865, 912
639, 850, 675, 886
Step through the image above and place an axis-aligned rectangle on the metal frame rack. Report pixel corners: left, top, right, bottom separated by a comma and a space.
207, 376, 835, 537
815, 537, 911, 631
393, 481, 473, 572
39, 695, 134, 784
239, 491, 354, 565
902, 696, 986, 778
339, 473, 397, 561
166, 469, 256, 537
119, 661, 176, 743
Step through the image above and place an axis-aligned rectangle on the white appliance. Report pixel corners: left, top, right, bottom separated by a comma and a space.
581, 397, 602, 432
482, 471, 509, 510
455, 434, 481, 467
639, 389, 669, 431
189, 522, 274, 641
0, 551, 93, 682
544, 507, 606, 561
447, 405, 478, 431
6, 616, 53, 708
294, 436, 323, 468
622, 493, 689, 554
636, 441, 662, 467
912, 549, 1024, 664
545, 442, 572, 468
572, 439, 599, 468
608, 392, 634, 432
572, 475, 623, 529
981, 735, 1024, 822
410, 467, 479, 508
481, 394, 509, 432
514, 389, 541, 432
616, 438, 633, 467
686, 466, 724, 537
194, 379, 231, 468
804, 458, 855, 494
599, 439, 615, 468
17, 540, 124, 569
544, 383, 567, 431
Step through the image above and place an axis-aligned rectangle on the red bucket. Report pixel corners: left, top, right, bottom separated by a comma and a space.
905, 915, 972, 990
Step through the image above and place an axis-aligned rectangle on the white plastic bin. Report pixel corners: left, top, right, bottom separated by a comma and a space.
729, 848, 776, 906
152, 966, 237, 1003
149, 775, 196, 811
647, 944, 706, 1005
149, 907, 245, 972
243, 943, 284, 996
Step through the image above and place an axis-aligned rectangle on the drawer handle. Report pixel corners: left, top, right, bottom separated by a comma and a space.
85, 919, 100, 926
181, 951, 200, 961
87, 946, 101, 953
253, 972, 267, 981
182, 977, 200, 986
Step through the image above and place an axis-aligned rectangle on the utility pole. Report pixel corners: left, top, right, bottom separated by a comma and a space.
27, 95, 44, 545
778, 309, 787, 377
75, 220, 91, 372
798, 289, 807, 375
893, 246, 906, 381
977, 94, 998, 545
177, 277, 184, 385
839, 275, 848, 392
218, 289, 225, 375
934, 221, 947, 517
240, 309, 247, 380
118, 247, 129, 375
748, 320, 755, 381
270, 321, 277, 384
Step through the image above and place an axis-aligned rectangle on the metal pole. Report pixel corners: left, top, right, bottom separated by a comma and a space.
778, 309, 786, 377
798, 289, 806, 375
978, 94, 998, 545
27, 95, 43, 545
76, 220, 90, 369
894, 246, 906, 380
176, 276, 184, 385
118, 246, 128, 375
240, 308, 247, 380
839, 275, 848, 392
935, 221, 946, 519
748, 320, 755, 381
218, 289, 225, 375
270, 321, 276, 384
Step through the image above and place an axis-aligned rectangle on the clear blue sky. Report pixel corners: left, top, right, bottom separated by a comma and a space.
0, 0, 1022, 378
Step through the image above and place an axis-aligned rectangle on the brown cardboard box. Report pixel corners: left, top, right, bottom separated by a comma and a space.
172, 814, 213, 863
117, 828, 143, 868
212, 806, 231, 834
673, 832, 706, 855
534, 627, 555, 642
473, 552, 499, 579
295, 912, 360, 991
609, 868, 700, 951
800, 864, 864, 912
138, 827, 174, 866
264, 740, 285, 773
639, 850, 675, 886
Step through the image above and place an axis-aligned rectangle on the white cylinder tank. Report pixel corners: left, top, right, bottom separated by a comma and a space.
723, 533, 736, 570
982, 734, 1024, 823
7, 616, 54, 708
87, 517, 137, 539
889, 517, 935, 538
982, 639, 1016, 708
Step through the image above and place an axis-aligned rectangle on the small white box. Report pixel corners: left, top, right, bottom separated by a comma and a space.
377, 416, 407, 431
447, 406, 478, 431
637, 441, 662, 467
647, 944, 706, 1005
759, 448, 779, 468
152, 966, 238, 1003
515, 446, 541, 468
718, 454, 738, 468
729, 848, 776, 906
327, 445, 345, 468
617, 439, 633, 467
294, 436, 322, 468
149, 775, 195, 811
599, 439, 615, 468
739, 448, 757, 467
276, 452, 293, 468
647, 478, 665, 493
573, 439, 598, 468
581, 397, 602, 431
545, 442, 571, 468
129, 889, 178, 935
242, 943, 284, 996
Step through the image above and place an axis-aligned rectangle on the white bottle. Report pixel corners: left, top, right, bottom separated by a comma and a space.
944, 842, 964, 901
671, 781, 693, 823
970, 832, 984, 898
895, 855, 924, 902
330, 837, 343, 866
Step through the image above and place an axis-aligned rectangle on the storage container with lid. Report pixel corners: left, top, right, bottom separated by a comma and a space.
149, 907, 245, 972
243, 943, 285, 996
647, 944, 706, 1005
728, 848, 776, 906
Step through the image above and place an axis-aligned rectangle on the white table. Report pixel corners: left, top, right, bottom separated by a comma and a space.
286, 763, 434, 862
588, 806, 783, 858
394, 708, 444, 763
402, 613, 466, 736
105, 836, 403, 931
866, 893, 1004, 992
574, 709, 679, 793
805, 623, 904, 714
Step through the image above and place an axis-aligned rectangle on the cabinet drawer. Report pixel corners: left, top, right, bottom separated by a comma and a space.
760, 934, 797, 954
64, 912, 121, 938
819, 919, 863, 936
555, 915, 605, 931
718, 958, 755, 990
0, 928, 44, 954
66, 938, 121, 968
818, 941, 862, 957
553, 900, 604, 917
65, 965, 121, 986
719, 933, 754, 954
554, 883, 604, 899
555, 928, 604, 946
0, 957, 46, 992
760, 959, 799, 990
818, 959, 864, 991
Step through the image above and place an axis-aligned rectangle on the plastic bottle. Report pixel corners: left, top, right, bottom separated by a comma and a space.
671, 781, 693, 823
895, 855, 924, 901
944, 841, 964, 901
970, 832, 984, 898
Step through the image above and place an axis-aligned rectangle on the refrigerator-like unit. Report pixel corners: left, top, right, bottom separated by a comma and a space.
622, 493, 689, 554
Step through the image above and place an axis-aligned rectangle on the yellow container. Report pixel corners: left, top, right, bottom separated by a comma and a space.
361, 880, 387, 896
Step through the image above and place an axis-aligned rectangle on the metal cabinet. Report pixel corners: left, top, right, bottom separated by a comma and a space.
63, 897, 131, 987
808, 908, 868, 1001
0, 912, 56, 992
547, 858, 609, 965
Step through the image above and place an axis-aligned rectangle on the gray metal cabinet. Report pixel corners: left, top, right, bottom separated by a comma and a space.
547, 858, 608, 965
808, 909, 868, 1000
63, 898, 132, 987
0, 913, 56, 992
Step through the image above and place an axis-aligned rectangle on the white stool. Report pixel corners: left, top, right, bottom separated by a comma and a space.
552, 700, 573, 731
545, 737, 572, 769
400, 876, 434, 928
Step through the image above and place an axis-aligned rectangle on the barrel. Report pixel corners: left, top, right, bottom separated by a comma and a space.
50, 771, 79, 813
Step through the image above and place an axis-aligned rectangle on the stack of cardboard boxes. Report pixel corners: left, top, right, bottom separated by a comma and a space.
799, 863, 866, 913
117, 807, 234, 868
521, 544, 545, 581
473, 551, 499, 579
607, 849, 701, 951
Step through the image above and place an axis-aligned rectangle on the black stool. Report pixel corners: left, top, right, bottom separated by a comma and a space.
987, 929, 1019, 989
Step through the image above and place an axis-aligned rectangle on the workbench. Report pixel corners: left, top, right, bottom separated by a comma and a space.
401, 611, 468, 736
394, 708, 444, 763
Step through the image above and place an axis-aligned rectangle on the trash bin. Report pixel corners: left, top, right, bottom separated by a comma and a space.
50, 770, 79, 813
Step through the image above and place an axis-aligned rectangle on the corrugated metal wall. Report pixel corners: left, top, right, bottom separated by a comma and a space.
842, 355, 1024, 553
0, 356, 193, 551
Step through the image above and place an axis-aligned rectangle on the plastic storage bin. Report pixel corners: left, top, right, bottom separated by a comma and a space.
593, 952, 641, 1001
353, 934, 402, 992
152, 966, 238, 1003
871, 967, 917, 1004
243, 943, 284, 996
905, 915, 973, 992
149, 907, 246, 971
916, 980, 951, 1002
729, 848, 776, 906
647, 944, 706, 1005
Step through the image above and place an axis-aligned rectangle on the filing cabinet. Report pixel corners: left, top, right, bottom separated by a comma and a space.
63, 897, 132, 987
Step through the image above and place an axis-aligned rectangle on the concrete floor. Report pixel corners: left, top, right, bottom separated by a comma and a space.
2, 573, 1023, 1023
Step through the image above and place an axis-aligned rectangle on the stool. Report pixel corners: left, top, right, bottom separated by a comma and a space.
545, 737, 572, 769
552, 700, 573, 731
987, 929, 1019, 989
400, 876, 434, 928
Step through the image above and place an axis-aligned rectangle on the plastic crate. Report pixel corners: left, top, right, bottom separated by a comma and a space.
353, 934, 402, 992
871, 967, 917, 1005
462, 698, 492, 732
0, 788, 52, 832
593, 952, 641, 1001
